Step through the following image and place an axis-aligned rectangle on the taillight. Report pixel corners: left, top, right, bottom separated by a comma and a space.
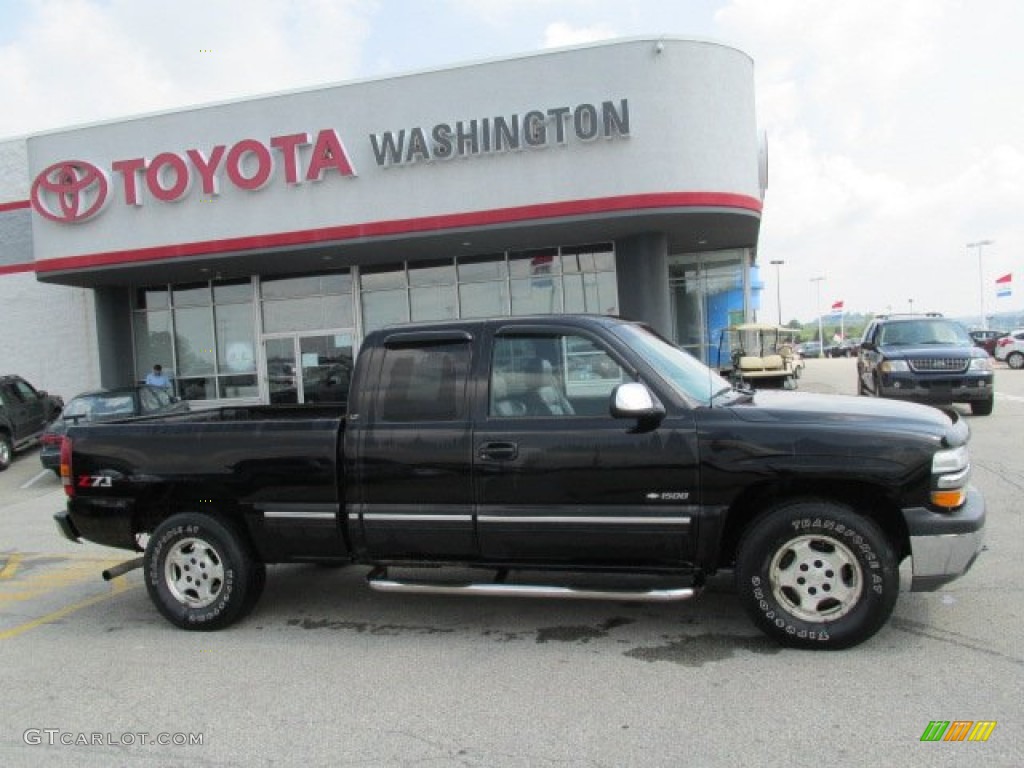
997, 337, 1012, 347
41, 432, 62, 446
60, 436, 73, 497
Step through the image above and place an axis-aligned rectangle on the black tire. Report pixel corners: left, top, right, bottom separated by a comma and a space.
144, 513, 262, 631
0, 432, 11, 471
735, 500, 899, 650
856, 373, 866, 396
971, 397, 994, 416
1007, 351, 1024, 370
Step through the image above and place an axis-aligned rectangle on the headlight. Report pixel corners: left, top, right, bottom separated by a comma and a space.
931, 446, 970, 510
969, 357, 994, 372
880, 360, 909, 373
933, 445, 969, 474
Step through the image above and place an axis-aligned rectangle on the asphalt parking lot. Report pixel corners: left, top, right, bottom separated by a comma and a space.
1, 358, 1021, 767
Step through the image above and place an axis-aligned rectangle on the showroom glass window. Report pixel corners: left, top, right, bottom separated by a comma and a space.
359, 243, 617, 334
133, 279, 258, 401
261, 272, 354, 333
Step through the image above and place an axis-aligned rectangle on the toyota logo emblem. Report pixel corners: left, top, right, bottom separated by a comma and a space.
31, 160, 110, 223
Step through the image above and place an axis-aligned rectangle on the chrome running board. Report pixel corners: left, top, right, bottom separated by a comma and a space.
366, 568, 699, 602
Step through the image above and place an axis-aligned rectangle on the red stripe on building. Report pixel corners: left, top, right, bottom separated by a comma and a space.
0, 199, 31, 213
17, 192, 761, 275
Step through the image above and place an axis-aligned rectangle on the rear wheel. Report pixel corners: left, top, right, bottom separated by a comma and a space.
735, 500, 899, 650
1007, 351, 1024, 370
144, 513, 262, 630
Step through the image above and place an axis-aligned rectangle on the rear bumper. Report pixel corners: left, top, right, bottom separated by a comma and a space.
902, 486, 986, 591
54, 509, 81, 542
62, 498, 141, 551
39, 446, 60, 470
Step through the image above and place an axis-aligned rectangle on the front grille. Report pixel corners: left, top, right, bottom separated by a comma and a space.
908, 358, 969, 373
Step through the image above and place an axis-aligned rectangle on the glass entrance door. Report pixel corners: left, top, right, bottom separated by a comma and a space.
263, 332, 355, 404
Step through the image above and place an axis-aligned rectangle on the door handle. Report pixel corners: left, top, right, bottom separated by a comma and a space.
478, 441, 518, 461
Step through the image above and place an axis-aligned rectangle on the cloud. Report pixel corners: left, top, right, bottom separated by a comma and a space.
0, 0, 373, 138
542, 21, 618, 48
718, 0, 1024, 319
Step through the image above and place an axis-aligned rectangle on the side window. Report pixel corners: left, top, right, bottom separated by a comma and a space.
153, 388, 173, 408
490, 332, 627, 418
376, 341, 470, 422
9, 380, 33, 402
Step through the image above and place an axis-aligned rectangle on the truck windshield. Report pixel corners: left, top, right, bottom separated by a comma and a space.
612, 323, 732, 404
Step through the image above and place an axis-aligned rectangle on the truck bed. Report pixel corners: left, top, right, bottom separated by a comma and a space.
64, 404, 347, 558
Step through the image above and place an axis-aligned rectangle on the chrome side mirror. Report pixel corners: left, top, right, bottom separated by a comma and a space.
610, 382, 665, 421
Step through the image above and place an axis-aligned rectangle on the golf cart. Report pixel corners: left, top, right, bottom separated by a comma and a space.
716, 323, 803, 389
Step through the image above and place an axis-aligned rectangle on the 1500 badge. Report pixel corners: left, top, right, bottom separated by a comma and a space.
645, 492, 690, 501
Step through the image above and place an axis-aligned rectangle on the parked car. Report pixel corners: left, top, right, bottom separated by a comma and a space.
994, 329, 1024, 369
39, 385, 188, 473
969, 329, 1008, 356
857, 313, 994, 415
0, 375, 63, 470
796, 341, 823, 358
827, 339, 859, 358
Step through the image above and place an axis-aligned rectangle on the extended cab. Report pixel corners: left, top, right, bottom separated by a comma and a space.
55, 315, 985, 649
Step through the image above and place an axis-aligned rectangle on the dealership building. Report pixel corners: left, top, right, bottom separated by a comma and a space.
0, 37, 765, 405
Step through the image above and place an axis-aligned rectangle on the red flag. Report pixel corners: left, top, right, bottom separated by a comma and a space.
995, 273, 1012, 284
831, 300, 844, 311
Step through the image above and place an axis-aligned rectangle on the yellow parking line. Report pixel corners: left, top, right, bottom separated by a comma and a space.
0, 553, 22, 579
0, 580, 140, 640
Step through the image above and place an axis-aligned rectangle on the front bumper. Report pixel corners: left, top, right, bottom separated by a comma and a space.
879, 372, 993, 403
902, 485, 985, 591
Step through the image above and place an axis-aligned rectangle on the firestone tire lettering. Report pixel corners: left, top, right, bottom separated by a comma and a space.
144, 513, 261, 631
735, 500, 899, 650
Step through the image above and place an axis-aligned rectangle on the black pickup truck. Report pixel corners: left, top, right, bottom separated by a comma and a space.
55, 314, 985, 649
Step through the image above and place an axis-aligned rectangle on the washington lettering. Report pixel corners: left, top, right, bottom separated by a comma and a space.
369, 99, 630, 167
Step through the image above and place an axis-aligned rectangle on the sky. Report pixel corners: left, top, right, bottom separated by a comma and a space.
0, 0, 1021, 325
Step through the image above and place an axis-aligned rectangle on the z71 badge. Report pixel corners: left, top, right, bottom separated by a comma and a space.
78, 475, 113, 488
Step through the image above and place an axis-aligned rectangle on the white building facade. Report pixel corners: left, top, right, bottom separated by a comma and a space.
0, 37, 764, 405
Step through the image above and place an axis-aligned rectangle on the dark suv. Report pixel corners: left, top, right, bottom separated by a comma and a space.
0, 375, 64, 470
857, 314, 994, 415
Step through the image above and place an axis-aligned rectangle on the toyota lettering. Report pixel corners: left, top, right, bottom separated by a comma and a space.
30, 128, 357, 224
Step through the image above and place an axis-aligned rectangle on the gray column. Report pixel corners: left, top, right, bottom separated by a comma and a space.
614, 233, 671, 337
93, 286, 135, 388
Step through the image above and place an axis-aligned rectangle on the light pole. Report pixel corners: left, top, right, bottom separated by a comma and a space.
811, 276, 825, 357
770, 259, 785, 325
908, 298, 914, 314
967, 240, 994, 329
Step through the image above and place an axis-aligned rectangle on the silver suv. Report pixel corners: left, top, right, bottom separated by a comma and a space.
857, 314, 994, 415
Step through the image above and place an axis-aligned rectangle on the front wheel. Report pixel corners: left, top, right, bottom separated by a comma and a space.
144, 513, 262, 630
1007, 351, 1024, 370
0, 432, 11, 471
735, 500, 899, 650
971, 397, 994, 416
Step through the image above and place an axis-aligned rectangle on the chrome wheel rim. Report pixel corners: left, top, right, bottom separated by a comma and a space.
0, 440, 10, 466
1009, 353, 1023, 370
164, 537, 225, 608
769, 534, 863, 623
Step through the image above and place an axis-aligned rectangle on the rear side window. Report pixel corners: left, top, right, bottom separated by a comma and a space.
376, 342, 471, 422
